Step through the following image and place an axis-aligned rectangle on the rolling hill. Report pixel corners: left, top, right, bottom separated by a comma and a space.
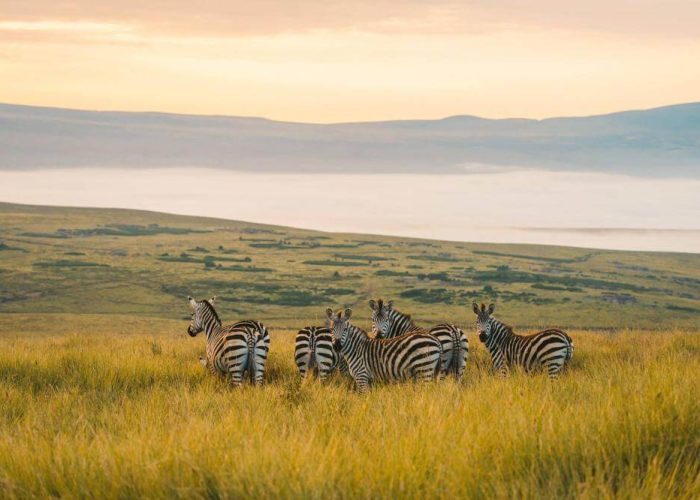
1, 102, 699, 176
1, 201, 699, 330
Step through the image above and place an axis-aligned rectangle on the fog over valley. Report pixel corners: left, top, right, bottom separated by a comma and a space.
1, 168, 698, 252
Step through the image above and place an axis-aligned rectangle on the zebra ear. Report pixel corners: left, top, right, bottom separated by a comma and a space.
368, 299, 377, 311
344, 308, 352, 319
488, 303, 495, 314
387, 300, 394, 309
209, 296, 217, 305
188, 296, 197, 308
472, 302, 479, 314
325, 308, 334, 319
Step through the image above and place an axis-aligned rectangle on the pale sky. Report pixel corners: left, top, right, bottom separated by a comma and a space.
1, 1, 699, 122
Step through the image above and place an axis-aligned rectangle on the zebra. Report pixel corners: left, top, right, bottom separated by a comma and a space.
369, 299, 468, 379
187, 296, 270, 386
294, 326, 347, 380
326, 307, 442, 393
472, 302, 573, 379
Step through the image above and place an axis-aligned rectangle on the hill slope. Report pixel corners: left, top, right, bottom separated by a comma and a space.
1, 102, 699, 176
1, 202, 699, 329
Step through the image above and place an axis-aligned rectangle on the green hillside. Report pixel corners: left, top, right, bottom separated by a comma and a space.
1, 201, 699, 330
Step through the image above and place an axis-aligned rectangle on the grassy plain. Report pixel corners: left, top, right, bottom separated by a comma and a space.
1, 201, 700, 329
0, 322, 698, 498
1, 202, 699, 497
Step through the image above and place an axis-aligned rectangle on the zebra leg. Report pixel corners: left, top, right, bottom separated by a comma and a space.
229, 367, 244, 387
545, 360, 564, 380
299, 364, 312, 384
454, 337, 468, 380
251, 359, 262, 386
337, 357, 349, 377
439, 347, 450, 381
252, 346, 267, 386
410, 353, 441, 383
490, 348, 508, 378
354, 375, 370, 394
351, 366, 371, 393
451, 345, 464, 379
303, 351, 315, 382
435, 355, 444, 382
456, 350, 467, 379
494, 359, 508, 378
419, 364, 440, 384
254, 366, 265, 386
318, 359, 331, 381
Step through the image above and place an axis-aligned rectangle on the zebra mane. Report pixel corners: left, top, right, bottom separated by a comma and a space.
392, 306, 412, 323
202, 299, 221, 325
492, 316, 514, 335
349, 323, 370, 339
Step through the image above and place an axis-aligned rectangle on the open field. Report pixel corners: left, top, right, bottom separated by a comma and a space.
1, 202, 699, 497
1, 202, 700, 329
0, 321, 698, 498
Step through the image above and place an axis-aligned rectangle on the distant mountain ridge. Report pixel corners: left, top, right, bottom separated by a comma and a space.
1, 102, 699, 176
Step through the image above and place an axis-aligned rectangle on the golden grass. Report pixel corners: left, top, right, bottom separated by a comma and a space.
0, 325, 699, 498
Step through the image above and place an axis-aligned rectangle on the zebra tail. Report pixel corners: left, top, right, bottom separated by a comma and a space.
450, 327, 461, 374
436, 339, 445, 379
307, 335, 316, 374
248, 335, 256, 384
563, 331, 574, 363
566, 339, 574, 363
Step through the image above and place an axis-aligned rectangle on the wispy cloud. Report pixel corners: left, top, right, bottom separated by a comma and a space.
3, 1, 700, 38
0, 1, 699, 121
0, 20, 126, 32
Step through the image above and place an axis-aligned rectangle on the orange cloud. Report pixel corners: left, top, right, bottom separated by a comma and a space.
2, 1, 700, 37
0, 1, 699, 122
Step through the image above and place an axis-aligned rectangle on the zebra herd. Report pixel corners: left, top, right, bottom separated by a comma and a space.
187, 296, 574, 392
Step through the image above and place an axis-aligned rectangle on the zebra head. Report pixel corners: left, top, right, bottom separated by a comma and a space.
326, 307, 352, 350
472, 302, 495, 343
187, 296, 218, 337
369, 298, 393, 338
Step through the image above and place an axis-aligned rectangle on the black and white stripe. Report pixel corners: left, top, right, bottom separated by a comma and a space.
327, 307, 442, 393
187, 296, 270, 386
294, 326, 347, 380
473, 303, 573, 379
369, 299, 468, 379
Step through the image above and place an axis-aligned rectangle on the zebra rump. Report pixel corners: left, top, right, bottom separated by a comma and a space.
428, 323, 469, 379
210, 320, 270, 385
295, 326, 343, 380
188, 297, 270, 386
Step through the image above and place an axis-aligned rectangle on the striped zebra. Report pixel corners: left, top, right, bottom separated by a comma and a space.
326, 307, 442, 393
472, 303, 573, 379
187, 296, 270, 386
294, 326, 348, 380
369, 299, 468, 379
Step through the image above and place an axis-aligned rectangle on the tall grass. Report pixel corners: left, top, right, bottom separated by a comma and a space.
0, 328, 698, 498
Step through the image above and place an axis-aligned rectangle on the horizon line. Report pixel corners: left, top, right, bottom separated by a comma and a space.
2, 99, 699, 127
